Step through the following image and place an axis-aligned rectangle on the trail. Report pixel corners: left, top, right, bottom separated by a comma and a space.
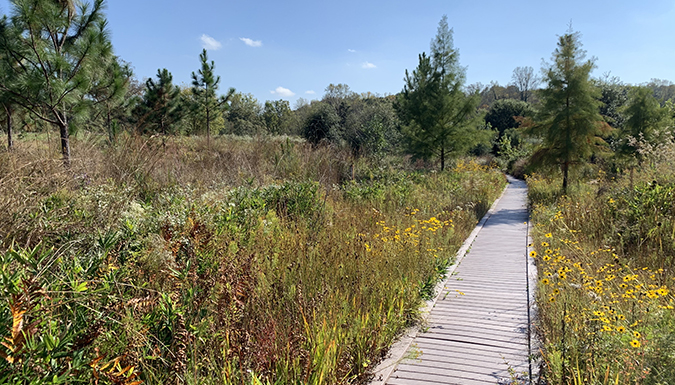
373, 175, 537, 385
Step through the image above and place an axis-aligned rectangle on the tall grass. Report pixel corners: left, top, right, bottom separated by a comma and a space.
528, 160, 675, 384
0, 134, 505, 384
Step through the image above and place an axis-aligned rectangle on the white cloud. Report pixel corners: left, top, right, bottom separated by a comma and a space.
362, 61, 377, 69
271, 86, 295, 97
200, 34, 222, 50
240, 37, 262, 47
348, 49, 356, 53
305, 90, 316, 95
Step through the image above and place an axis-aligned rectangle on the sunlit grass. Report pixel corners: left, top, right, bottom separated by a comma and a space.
0, 136, 505, 384
528, 170, 675, 385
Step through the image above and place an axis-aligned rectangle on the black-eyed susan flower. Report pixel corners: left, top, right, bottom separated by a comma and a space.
616, 326, 626, 333
541, 241, 550, 247
529, 250, 537, 258
541, 278, 550, 285
630, 340, 641, 348
633, 331, 641, 339
545, 233, 552, 238
602, 325, 613, 332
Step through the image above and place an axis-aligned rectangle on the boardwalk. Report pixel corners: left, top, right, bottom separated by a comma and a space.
375, 176, 536, 385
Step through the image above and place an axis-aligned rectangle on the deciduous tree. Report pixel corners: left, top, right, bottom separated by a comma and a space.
596, 73, 628, 130
511, 66, 541, 102
525, 30, 611, 193
302, 102, 340, 145
263, 99, 292, 135
226, 92, 262, 135
619, 86, 668, 164
485, 99, 534, 139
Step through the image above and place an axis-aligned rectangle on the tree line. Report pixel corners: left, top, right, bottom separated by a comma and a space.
1, 1, 674, 186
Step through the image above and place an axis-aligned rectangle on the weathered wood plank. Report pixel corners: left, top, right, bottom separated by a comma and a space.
401, 347, 528, 368
381, 176, 534, 385
426, 318, 527, 334
391, 364, 510, 385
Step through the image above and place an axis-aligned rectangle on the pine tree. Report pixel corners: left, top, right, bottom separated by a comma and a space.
191, 49, 234, 146
526, 30, 611, 193
396, 15, 485, 171
87, 56, 132, 143
134, 68, 181, 136
0, 0, 114, 163
397, 53, 443, 161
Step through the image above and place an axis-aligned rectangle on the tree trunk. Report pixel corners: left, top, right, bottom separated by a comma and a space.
206, 106, 210, 149
562, 162, 568, 194
106, 107, 113, 144
57, 109, 70, 164
440, 147, 445, 171
563, 93, 571, 195
4, 104, 12, 151
59, 122, 70, 163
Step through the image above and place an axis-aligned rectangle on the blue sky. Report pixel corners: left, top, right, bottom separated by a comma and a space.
2, 0, 674, 106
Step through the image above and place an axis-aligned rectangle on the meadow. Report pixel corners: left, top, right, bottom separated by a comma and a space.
528, 149, 675, 384
0, 134, 505, 384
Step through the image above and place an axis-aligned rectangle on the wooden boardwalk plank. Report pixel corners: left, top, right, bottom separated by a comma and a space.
410, 340, 529, 362
401, 347, 527, 368
380, 176, 534, 385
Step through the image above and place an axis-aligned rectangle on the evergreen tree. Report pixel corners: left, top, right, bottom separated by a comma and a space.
134, 68, 181, 136
0, 0, 114, 162
397, 53, 443, 161
87, 56, 132, 143
430, 15, 461, 85
526, 30, 611, 193
396, 16, 485, 171
191, 49, 234, 146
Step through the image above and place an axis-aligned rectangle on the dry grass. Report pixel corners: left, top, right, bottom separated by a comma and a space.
0, 134, 505, 384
